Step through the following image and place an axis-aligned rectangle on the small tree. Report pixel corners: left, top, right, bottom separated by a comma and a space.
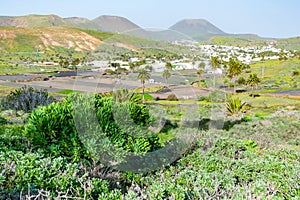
227, 58, 243, 94
196, 69, 204, 81
138, 69, 151, 103
162, 69, 171, 84
210, 56, 221, 87
198, 61, 206, 69
247, 73, 260, 98
165, 62, 173, 70
237, 77, 246, 85
129, 62, 136, 73
145, 65, 153, 72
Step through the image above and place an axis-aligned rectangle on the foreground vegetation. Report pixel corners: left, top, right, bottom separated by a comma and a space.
0, 86, 299, 199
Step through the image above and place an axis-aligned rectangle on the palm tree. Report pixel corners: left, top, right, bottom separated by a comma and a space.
129, 62, 136, 73
138, 68, 151, 103
247, 73, 260, 98
210, 56, 221, 87
165, 62, 173, 70
227, 58, 243, 94
196, 69, 204, 81
210, 56, 221, 70
162, 69, 171, 84
198, 61, 206, 69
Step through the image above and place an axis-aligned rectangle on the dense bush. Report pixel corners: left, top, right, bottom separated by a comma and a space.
24, 94, 160, 162
198, 90, 227, 103
166, 94, 178, 101
1, 86, 53, 112
0, 116, 7, 125
94, 95, 160, 153
0, 150, 122, 199
0, 125, 27, 152
124, 137, 300, 199
24, 101, 87, 162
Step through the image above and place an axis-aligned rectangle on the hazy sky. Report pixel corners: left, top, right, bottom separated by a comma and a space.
0, 0, 299, 38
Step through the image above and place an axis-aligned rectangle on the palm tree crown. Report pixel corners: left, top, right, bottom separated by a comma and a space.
247, 73, 260, 98
162, 69, 171, 83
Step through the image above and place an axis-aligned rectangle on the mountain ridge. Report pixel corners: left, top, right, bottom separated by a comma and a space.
0, 14, 265, 41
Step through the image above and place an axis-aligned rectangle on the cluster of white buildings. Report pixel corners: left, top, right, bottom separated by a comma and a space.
88, 42, 296, 73
196, 44, 292, 64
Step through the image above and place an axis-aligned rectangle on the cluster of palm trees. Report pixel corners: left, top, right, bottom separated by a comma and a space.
137, 62, 174, 103
136, 55, 261, 103
196, 56, 260, 97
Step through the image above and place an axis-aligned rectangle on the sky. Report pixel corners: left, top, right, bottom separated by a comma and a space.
0, 0, 299, 38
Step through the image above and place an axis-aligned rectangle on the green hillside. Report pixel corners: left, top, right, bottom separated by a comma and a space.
200, 36, 267, 47
277, 37, 300, 50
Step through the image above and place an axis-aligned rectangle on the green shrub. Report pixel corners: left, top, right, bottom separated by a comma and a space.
167, 94, 178, 101
226, 96, 249, 116
237, 77, 246, 85
0, 125, 27, 152
94, 96, 159, 153
0, 150, 122, 199
241, 116, 252, 122
0, 116, 8, 125
125, 137, 300, 199
24, 102, 86, 162
24, 94, 160, 162
292, 70, 299, 76
208, 90, 227, 103
2, 86, 53, 112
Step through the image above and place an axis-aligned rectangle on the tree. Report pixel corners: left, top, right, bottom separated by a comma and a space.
71, 58, 80, 66
196, 69, 204, 81
198, 61, 205, 69
210, 56, 221, 70
145, 65, 153, 72
138, 69, 151, 103
165, 62, 173, 70
247, 73, 260, 98
162, 69, 171, 84
129, 62, 136, 73
237, 77, 246, 85
210, 56, 221, 87
227, 58, 243, 94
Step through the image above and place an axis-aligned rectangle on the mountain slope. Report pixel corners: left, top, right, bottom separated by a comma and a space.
169, 19, 226, 40
0, 14, 66, 28
277, 37, 300, 50
64, 17, 99, 30
0, 14, 266, 42
0, 26, 109, 52
0, 26, 174, 53
92, 15, 141, 33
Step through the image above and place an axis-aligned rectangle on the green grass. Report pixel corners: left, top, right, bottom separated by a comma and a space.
249, 58, 300, 78
277, 36, 300, 50
240, 58, 300, 89
78, 29, 114, 41
200, 36, 266, 47
56, 89, 83, 95
0, 85, 15, 97
132, 93, 154, 100
0, 63, 69, 75
237, 94, 300, 116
